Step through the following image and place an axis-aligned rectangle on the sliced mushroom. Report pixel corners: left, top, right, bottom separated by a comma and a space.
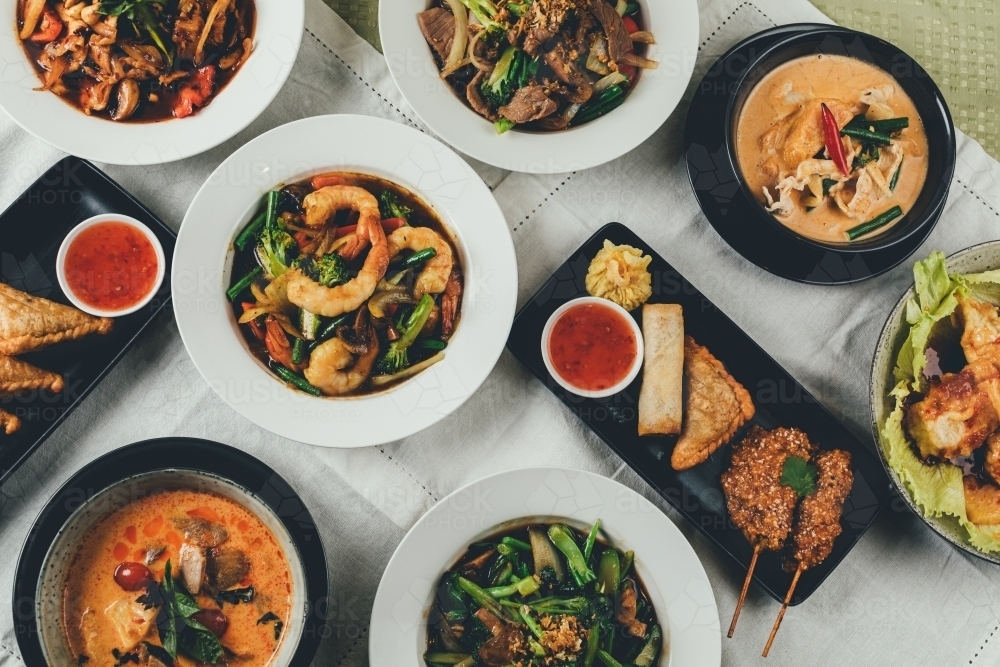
179, 543, 207, 594
111, 79, 140, 121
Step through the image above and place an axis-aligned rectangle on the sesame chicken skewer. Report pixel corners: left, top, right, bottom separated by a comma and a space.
762, 449, 853, 657
720, 426, 816, 638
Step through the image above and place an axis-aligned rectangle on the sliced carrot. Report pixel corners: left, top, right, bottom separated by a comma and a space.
311, 174, 351, 189
186, 506, 222, 523
142, 515, 164, 538
113, 542, 129, 560
165, 530, 182, 550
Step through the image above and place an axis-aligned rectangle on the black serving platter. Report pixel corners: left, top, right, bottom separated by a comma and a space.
13, 438, 328, 667
0, 157, 174, 484
507, 223, 890, 604
684, 24, 953, 284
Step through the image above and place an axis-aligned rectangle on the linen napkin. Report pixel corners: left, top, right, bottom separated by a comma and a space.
2, 0, 1000, 666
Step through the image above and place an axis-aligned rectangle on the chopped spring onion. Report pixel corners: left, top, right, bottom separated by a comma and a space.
593, 71, 627, 93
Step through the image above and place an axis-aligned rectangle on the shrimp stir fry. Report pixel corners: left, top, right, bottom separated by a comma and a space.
228, 173, 464, 396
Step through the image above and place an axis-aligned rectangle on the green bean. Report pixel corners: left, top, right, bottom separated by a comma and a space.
851, 116, 909, 134
890, 158, 903, 191
234, 211, 266, 251
291, 337, 306, 365
840, 126, 891, 145
845, 205, 903, 241
226, 266, 262, 301
274, 365, 322, 396
415, 339, 447, 351
403, 247, 437, 268
310, 313, 352, 350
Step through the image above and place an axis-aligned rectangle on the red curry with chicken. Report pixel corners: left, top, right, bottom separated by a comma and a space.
61, 489, 293, 667
17, 0, 256, 122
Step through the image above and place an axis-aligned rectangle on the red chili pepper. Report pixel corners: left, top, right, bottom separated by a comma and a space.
821, 103, 849, 176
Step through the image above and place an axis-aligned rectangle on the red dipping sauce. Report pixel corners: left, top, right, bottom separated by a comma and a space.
64, 222, 158, 311
548, 302, 638, 392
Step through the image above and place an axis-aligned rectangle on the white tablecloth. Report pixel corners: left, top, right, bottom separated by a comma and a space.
3, 0, 1000, 664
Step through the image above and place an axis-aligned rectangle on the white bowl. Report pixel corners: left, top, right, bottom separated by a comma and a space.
56, 213, 166, 318
0, 0, 304, 165
35, 468, 308, 667
369, 466, 721, 667
172, 114, 518, 448
379, 0, 699, 174
541, 296, 644, 398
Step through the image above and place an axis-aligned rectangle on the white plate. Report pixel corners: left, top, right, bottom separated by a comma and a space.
370, 467, 721, 666
0, 0, 303, 165
379, 0, 699, 174
173, 114, 517, 448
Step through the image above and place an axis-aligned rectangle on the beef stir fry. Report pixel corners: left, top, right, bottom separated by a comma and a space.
426, 521, 662, 667
17, 0, 256, 121
227, 173, 463, 397
418, 0, 657, 133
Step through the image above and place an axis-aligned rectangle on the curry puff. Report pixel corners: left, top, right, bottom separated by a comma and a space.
0, 282, 113, 355
0, 355, 64, 395
671, 337, 755, 471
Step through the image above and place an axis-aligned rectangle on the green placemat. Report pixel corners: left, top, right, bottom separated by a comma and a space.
324, 0, 1000, 160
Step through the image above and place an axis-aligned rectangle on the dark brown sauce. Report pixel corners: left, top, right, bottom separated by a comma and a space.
19, 0, 256, 122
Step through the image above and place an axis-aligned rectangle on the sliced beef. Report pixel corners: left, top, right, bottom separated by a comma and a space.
173, 517, 229, 548
588, 0, 631, 62
523, 28, 554, 55
499, 84, 557, 123
474, 608, 527, 667
544, 41, 593, 103
466, 69, 498, 121
418, 7, 455, 61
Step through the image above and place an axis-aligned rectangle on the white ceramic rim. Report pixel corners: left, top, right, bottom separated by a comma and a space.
369, 466, 721, 667
0, 0, 304, 165
541, 296, 644, 398
172, 113, 517, 448
34, 468, 308, 667
55, 213, 166, 317
379, 0, 699, 174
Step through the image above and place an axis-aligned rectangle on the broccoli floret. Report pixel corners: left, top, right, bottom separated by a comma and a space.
378, 190, 413, 221
257, 222, 296, 278
293, 253, 349, 288
481, 46, 522, 108
494, 118, 516, 135
507, 0, 531, 17
458, 0, 500, 30
375, 294, 435, 375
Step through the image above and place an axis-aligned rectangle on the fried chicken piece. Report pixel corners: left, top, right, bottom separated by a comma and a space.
905, 368, 999, 460
721, 426, 816, 552
0, 355, 64, 394
963, 474, 1000, 525
0, 407, 21, 435
958, 294, 1000, 369
985, 433, 1000, 486
790, 449, 852, 571
0, 282, 113, 355
759, 98, 858, 168
672, 337, 755, 470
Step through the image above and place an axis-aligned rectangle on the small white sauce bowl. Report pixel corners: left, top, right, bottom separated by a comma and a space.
56, 213, 166, 318
541, 296, 644, 399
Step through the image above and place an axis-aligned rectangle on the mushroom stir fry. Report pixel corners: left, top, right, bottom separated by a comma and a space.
426, 521, 662, 667
227, 172, 463, 397
418, 0, 657, 133
17, 0, 255, 121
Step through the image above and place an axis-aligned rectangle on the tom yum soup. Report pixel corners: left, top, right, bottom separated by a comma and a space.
61, 489, 292, 667
736, 54, 929, 243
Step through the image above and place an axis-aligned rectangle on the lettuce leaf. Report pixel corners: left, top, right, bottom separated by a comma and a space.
881, 252, 1000, 553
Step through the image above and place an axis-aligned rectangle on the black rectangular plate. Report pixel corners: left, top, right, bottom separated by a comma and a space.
0, 157, 175, 484
507, 223, 889, 604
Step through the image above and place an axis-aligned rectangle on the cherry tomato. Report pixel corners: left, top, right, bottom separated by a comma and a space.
192, 609, 229, 637
113, 562, 153, 591
622, 16, 639, 34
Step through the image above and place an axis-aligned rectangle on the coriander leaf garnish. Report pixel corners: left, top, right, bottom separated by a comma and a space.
781, 456, 817, 497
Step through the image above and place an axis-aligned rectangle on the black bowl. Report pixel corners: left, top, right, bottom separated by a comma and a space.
727, 26, 956, 253
12, 438, 329, 667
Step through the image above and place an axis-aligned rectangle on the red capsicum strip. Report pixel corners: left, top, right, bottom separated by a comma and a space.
821, 103, 850, 176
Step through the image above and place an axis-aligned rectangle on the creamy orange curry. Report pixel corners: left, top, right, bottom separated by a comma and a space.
62, 489, 292, 667
736, 54, 929, 243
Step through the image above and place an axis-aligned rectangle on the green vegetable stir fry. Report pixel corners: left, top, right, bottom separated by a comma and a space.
426, 521, 662, 667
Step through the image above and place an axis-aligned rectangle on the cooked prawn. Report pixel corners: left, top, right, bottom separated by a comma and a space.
286, 202, 390, 318
387, 226, 454, 298
304, 313, 379, 395
303, 185, 381, 258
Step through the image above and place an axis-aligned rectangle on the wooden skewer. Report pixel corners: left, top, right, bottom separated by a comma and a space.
762, 564, 803, 657
727, 543, 761, 638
